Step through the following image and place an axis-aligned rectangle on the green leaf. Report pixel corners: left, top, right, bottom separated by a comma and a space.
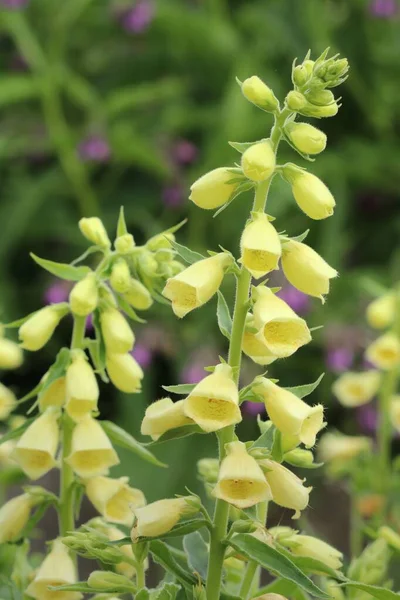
250, 424, 276, 450
277, 548, 345, 580
255, 579, 298, 597
100, 420, 166, 468
70, 245, 102, 266
144, 519, 209, 541
16, 381, 43, 405
41, 348, 72, 393
4, 310, 41, 328
49, 584, 94, 593
155, 582, 181, 600
271, 430, 284, 462
162, 383, 196, 395
228, 140, 257, 153
117, 206, 129, 237
90, 311, 107, 378
136, 589, 151, 600
290, 229, 310, 244
0, 417, 35, 446
149, 540, 197, 590
183, 532, 209, 580
284, 374, 324, 399
170, 240, 205, 265
30, 253, 91, 281
227, 535, 330, 598
213, 181, 254, 218
148, 424, 205, 446
116, 294, 146, 323
217, 291, 232, 340
339, 582, 400, 600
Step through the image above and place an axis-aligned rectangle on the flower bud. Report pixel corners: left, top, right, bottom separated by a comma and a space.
366, 293, 395, 329
283, 448, 315, 468
348, 539, 390, 586
241, 141, 276, 182
293, 64, 310, 87
65, 352, 99, 422
38, 376, 66, 411
281, 240, 337, 300
27, 539, 83, 600
69, 273, 98, 316
115, 233, 135, 255
109, 259, 131, 294
141, 398, 193, 440
183, 364, 241, 432
13, 408, 59, 479
212, 441, 271, 508
131, 496, 199, 541
162, 253, 232, 318
305, 89, 335, 106
100, 308, 135, 354
189, 167, 244, 210
138, 250, 158, 278
332, 370, 380, 408
252, 286, 311, 358
0, 382, 16, 420
300, 102, 339, 118
0, 334, 23, 369
79, 217, 111, 248
147, 232, 175, 251
123, 279, 153, 310
197, 458, 220, 483
19, 305, 68, 351
259, 459, 312, 519
269, 526, 298, 542
365, 332, 400, 371
86, 475, 145, 526
106, 353, 143, 393
253, 378, 324, 448
283, 167, 335, 220
106, 525, 145, 578
285, 123, 327, 155
0, 493, 32, 543
286, 91, 307, 111
390, 395, 400, 433
66, 415, 119, 478
241, 76, 279, 112
87, 571, 135, 593
317, 432, 371, 465
303, 59, 315, 77
283, 534, 343, 570
378, 526, 400, 552
240, 212, 281, 278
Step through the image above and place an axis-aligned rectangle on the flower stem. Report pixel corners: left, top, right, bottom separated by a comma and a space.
135, 562, 146, 590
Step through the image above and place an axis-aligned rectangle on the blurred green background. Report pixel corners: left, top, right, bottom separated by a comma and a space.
1, 0, 400, 556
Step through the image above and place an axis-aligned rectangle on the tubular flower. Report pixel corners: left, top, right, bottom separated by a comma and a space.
162, 253, 233, 318
19, 305, 68, 351
110, 259, 131, 294
38, 376, 66, 411
79, 217, 111, 248
281, 240, 337, 300
0, 493, 33, 543
317, 432, 372, 465
189, 167, 243, 210
26, 538, 82, 600
283, 167, 335, 220
106, 353, 143, 393
183, 364, 241, 432
242, 322, 278, 366
241, 140, 276, 182
240, 212, 281, 278
131, 496, 199, 541
332, 370, 381, 408
252, 286, 311, 358
253, 378, 324, 448
212, 441, 272, 508
366, 293, 395, 329
13, 408, 59, 479
282, 534, 343, 570
0, 382, 16, 420
390, 395, 400, 433
285, 122, 327, 155
241, 76, 279, 112
85, 476, 145, 526
123, 279, 153, 310
65, 415, 119, 478
259, 459, 312, 519
100, 308, 135, 354
141, 398, 193, 440
0, 334, 23, 369
69, 273, 98, 316
65, 352, 99, 422
365, 332, 400, 371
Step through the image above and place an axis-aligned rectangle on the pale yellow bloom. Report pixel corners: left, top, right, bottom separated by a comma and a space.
286, 123, 327, 155
69, 273, 98, 316
281, 240, 337, 300
86, 476, 145, 526
366, 293, 395, 329
241, 141, 276, 182
301, 103, 339, 118
162, 253, 232, 318
390, 395, 400, 433
65, 415, 119, 478
19, 305, 68, 351
100, 308, 135, 354
141, 398, 193, 440
131, 496, 198, 541
240, 213, 281, 278
260, 459, 312, 519
253, 378, 324, 448
38, 377, 66, 411
183, 364, 241, 432
242, 315, 278, 365
332, 370, 380, 408
65, 353, 99, 422
26, 538, 82, 600
317, 432, 371, 465
0, 335, 23, 369
0, 438, 16, 466
189, 167, 242, 210
79, 217, 110, 248
252, 286, 311, 358
241, 76, 279, 112
283, 534, 343, 570
106, 353, 143, 393
110, 259, 131, 294
13, 408, 59, 479
365, 332, 400, 370
0, 382, 16, 420
0, 493, 32, 543
212, 441, 271, 508
123, 279, 153, 310
288, 171, 335, 220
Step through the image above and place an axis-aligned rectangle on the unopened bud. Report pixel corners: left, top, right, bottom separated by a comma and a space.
241, 76, 279, 112
306, 89, 335, 106
284, 448, 315, 468
241, 141, 276, 182
138, 251, 158, 277
292, 65, 309, 87
115, 234, 135, 255
87, 571, 136, 593
285, 122, 327, 155
19, 305, 68, 351
79, 217, 111, 248
286, 91, 307, 111
110, 260, 131, 294
70, 273, 98, 316
123, 279, 153, 311
197, 458, 219, 484
300, 102, 339, 118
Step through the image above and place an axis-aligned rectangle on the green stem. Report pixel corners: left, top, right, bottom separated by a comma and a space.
239, 561, 258, 600
135, 562, 146, 590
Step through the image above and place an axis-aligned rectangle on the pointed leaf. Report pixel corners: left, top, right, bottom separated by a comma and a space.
41, 348, 72, 394
228, 140, 257, 154
339, 582, 400, 600
155, 582, 181, 600
148, 424, 205, 446
30, 253, 91, 281
16, 381, 43, 405
169, 241, 204, 265
162, 383, 197, 395
149, 540, 197, 589
117, 206, 128, 237
158, 519, 209, 540
250, 424, 276, 450
100, 420, 166, 467
217, 291, 232, 340
116, 294, 147, 322
291, 229, 310, 244
0, 417, 35, 446
136, 589, 151, 600
183, 532, 208, 580
70, 245, 102, 266
284, 374, 324, 399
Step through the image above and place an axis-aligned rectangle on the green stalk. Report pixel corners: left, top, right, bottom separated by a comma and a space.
135, 562, 146, 590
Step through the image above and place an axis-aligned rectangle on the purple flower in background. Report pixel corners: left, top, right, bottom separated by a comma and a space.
162, 185, 184, 209
357, 404, 378, 434
181, 347, 219, 384
1, 0, 29, 8
44, 281, 70, 305
242, 401, 266, 418
172, 140, 198, 165
277, 285, 310, 315
369, 0, 397, 17
78, 135, 111, 163
132, 344, 153, 369
326, 347, 354, 373
181, 362, 206, 385
85, 314, 94, 333
121, 1, 154, 33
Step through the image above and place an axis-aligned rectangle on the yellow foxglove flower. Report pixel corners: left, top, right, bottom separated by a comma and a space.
86, 476, 145, 526
69, 273, 98, 316
285, 123, 327, 155
106, 526, 148, 578
259, 459, 312, 519
0, 493, 32, 543
390, 395, 400, 433
141, 398, 193, 440
106, 353, 143, 393
65, 415, 119, 478
79, 217, 111, 248
253, 378, 324, 448
162, 253, 232, 318
332, 370, 380, 408
189, 167, 242, 210
38, 377, 66, 411
366, 293, 395, 329
100, 308, 135, 354
285, 169, 335, 220
365, 332, 400, 370
240, 212, 281, 278
0, 382, 16, 420
183, 364, 241, 432
242, 314, 278, 365
286, 90, 307, 111
241, 76, 279, 112
212, 441, 271, 508
13, 408, 59, 479
241, 141, 276, 182
110, 259, 131, 294
65, 352, 99, 422
123, 279, 153, 310
131, 496, 199, 541
281, 240, 337, 300
317, 432, 371, 465
301, 102, 339, 118
115, 233, 135, 255
0, 334, 23, 369
26, 538, 82, 600
19, 305, 68, 351
252, 286, 311, 358
283, 534, 343, 570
